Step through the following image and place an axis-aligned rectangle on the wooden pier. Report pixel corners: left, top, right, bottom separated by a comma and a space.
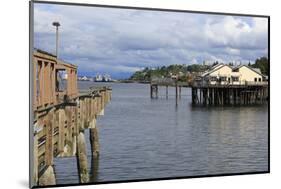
150, 78, 188, 105
32, 50, 112, 186
191, 83, 268, 106
150, 77, 268, 106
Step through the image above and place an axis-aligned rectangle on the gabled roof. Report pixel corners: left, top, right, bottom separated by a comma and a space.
234, 65, 265, 77
252, 68, 261, 74
201, 64, 233, 77
210, 63, 224, 70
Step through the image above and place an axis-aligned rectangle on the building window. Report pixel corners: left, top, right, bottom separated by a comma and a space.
254, 78, 257, 82
258, 78, 261, 82
220, 76, 227, 81
210, 76, 217, 81
232, 76, 239, 82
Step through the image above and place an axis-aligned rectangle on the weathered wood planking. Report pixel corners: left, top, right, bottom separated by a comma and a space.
33, 88, 112, 186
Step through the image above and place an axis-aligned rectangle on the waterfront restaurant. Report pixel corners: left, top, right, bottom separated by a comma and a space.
198, 63, 267, 86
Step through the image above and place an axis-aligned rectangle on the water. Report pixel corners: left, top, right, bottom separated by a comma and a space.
54, 81, 268, 184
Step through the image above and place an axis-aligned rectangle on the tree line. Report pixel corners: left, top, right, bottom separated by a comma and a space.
129, 57, 269, 82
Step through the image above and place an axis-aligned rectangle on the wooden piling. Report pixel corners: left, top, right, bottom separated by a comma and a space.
90, 126, 99, 158
175, 83, 178, 106
33, 126, 38, 185
77, 132, 89, 183
166, 85, 168, 99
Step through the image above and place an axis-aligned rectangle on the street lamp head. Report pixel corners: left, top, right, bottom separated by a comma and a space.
52, 22, 60, 27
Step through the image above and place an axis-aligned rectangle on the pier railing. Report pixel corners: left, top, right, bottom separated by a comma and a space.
192, 81, 268, 88
32, 49, 112, 186
151, 77, 190, 87
33, 49, 78, 111
33, 87, 112, 186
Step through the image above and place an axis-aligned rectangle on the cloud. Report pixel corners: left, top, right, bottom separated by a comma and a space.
34, 3, 268, 79
205, 16, 268, 50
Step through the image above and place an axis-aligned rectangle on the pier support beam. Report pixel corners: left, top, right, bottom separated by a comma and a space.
175, 83, 178, 106
58, 108, 65, 155
90, 126, 100, 158
77, 132, 89, 183
150, 84, 158, 99
90, 155, 99, 182
166, 85, 168, 99
33, 128, 38, 185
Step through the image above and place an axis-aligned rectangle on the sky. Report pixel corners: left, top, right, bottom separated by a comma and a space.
34, 3, 268, 79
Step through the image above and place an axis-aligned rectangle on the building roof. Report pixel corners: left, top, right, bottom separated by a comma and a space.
200, 63, 266, 78
201, 64, 232, 77
252, 68, 262, 74
233, 65, 265, 77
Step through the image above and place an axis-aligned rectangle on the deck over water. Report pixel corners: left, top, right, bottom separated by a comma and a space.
150, 77, 268, 106
32, 50, 112, 187
33, 87, 112, 186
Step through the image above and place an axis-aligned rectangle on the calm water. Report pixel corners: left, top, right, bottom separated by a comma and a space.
54, 81, 268, 184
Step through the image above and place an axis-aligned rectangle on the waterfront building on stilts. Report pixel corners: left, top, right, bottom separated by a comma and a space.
150, 63, 268, 106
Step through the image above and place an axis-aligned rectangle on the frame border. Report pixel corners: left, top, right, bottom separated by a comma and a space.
29, 0, 270, 188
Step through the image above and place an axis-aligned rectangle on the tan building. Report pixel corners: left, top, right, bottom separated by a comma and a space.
199, 63, 266, 85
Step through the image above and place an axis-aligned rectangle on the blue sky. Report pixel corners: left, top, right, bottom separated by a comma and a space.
34, 3, 268, 79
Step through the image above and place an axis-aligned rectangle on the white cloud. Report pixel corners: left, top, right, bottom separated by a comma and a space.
205, 16, 267, 50
33, 3, 268, 78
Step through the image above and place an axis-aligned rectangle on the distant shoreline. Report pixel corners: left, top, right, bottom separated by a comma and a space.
115, 80, 150, 84
78, 80, 150, 84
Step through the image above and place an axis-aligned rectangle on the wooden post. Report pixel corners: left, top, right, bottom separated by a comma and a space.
221, 89, 224, 105
199, 88, 202, 104
39, 109, 56, 186
212, 88, 215, 105
77, 132, 89, 183
150, 84, 153, 99
207, 88, 210, 105
166, 85, 168, 99
33, 126, 38, 185
192, 88, 195, 104
58, 108, 65, 155
156, 85, 158, 99
90, 155, 99, 182
90, 126, 99, 157
175, 82, 178, 106
45, 110, 54, 166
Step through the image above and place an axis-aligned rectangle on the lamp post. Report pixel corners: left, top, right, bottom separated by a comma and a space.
52, 21, 60, 58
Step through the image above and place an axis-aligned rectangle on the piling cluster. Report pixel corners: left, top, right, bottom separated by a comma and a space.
191, 85, 268, 106
33, 87, 112, 186
150, 78, 268, 106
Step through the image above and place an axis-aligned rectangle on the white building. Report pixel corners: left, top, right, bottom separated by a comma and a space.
199, 63, 266, 85
95, 74, 103, 82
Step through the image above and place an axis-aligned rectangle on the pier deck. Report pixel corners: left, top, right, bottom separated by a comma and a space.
149, 77, 268, 106
32, 49, 112, 186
